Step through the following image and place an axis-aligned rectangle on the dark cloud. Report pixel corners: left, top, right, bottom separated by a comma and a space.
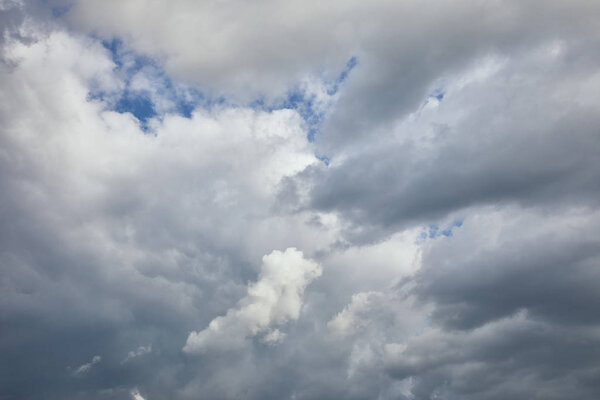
298, 42, 600, 242
379, 208, 600, 399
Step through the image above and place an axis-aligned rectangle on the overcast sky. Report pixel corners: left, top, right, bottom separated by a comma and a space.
1, 1, 600, 399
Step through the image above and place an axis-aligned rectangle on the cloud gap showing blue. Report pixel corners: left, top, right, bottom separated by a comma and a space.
91, 39, 356, 154
428, 88, 445, 102
421, 219, 463, 240
90, 38, 206, 130
279, 56, 358, 143
275, 57, 358, 166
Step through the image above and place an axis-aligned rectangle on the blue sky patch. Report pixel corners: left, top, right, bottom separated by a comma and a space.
277, 56, 358, 142
327, 56, 358, 96
92, 39, 356, 140
315, 154, 331, 166
420, 219, 463, 240
90, 39, 205, 129
115, 92, 156, 123
429, 88, 445, 102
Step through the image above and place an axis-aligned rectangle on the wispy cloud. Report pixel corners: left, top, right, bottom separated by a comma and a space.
72, 355, 101, 377
121, 345, 152, 364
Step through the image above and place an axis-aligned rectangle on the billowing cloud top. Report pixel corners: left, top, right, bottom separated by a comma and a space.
1, 1, 600, 399
183, 248, 321, 353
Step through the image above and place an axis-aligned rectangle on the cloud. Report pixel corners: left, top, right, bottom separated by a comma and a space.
411, 207, 600, 329
183, 248, 321, 353
121, 346, 152, 364
131, 389, 146, 400
260, 328, 286, 345
72, 355, 101, 376
379, 206, 600, 399
61, 1, 600, 105
2, 2, 600, 400
291, 43, 600, 243
383, 310, 600, 400
0, 24, 330, 399
327, 291, 385, 337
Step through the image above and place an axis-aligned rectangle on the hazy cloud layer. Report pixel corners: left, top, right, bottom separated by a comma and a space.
1, 1, 600, 399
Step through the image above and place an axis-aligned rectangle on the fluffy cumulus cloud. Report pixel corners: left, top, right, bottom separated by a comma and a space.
184, 248, 321, 352
1, 1, 600, 399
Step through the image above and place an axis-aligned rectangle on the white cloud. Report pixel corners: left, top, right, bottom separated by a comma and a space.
261, 328, 286, 345
72, 355, 101, 376
131, 389, 146, 400
122, 345, 152, 364
183, 248, 321, 353
328, 291, 385, 337
0, 27, 325, 267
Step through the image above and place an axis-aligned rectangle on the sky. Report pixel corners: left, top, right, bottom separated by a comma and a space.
1, 1, 600, 399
